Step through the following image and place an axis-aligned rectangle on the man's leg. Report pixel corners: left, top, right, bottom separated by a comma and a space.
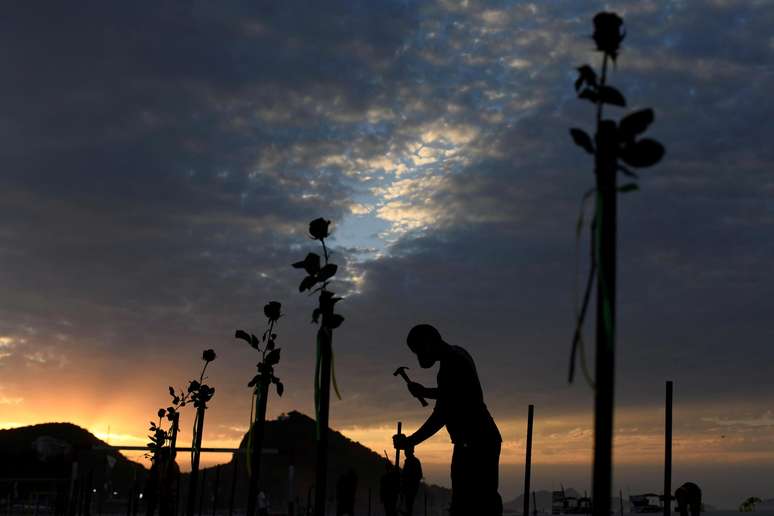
450, 444, 475, 516
471, 440, 502, 515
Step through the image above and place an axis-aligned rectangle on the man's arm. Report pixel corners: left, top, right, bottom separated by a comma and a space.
406, 409, 445, 446
407, 381, 440, 400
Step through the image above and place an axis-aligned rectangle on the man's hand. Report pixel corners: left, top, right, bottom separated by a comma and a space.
407, 381, 425, 399
393, 433, 409, 451
406, 381, 439, 400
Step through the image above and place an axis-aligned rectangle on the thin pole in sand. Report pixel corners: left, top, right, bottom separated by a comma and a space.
619, 489, 624, 516
664, 381, 673, 516
523, 404, 535, 516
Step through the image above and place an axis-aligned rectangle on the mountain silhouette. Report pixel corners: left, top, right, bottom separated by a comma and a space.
0, 422, 146, 513
0, 422, 143, 480
196, 410, 452, 514
0, 413, 452, 514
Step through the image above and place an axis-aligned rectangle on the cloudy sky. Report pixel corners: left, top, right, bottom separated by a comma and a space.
1, 0, 773, 508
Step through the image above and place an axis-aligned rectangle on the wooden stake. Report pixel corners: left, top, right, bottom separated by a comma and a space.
186, 405, 206, 516
664, 381, 673, 516
395, 421, 403, 470
169, 413, 180, 461
523, 404, 534, 516
619, 489, 624, 516
198, 467, 207, 516
592, 119, 618, 516
247, 378, 270, 516
227, 451, 238, 516
314, 327, 333, 516
212, 465, 221, 516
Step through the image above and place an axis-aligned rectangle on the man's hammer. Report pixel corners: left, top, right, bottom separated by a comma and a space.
393, 366, 428, 407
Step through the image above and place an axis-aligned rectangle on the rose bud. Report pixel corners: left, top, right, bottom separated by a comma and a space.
202, 349, 216, 362
308, 218, 331, 240
592, 12, 625, 57
263, 301, 282, 321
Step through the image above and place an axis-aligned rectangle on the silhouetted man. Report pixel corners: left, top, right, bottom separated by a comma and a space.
675, 482, 702, 516
336, 468, 358, 516
393, 324, 502, 516
401, 445, 422, 516
380, 460, 400, 516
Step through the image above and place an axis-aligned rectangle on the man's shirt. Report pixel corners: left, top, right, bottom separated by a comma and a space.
435, 345, 501, 445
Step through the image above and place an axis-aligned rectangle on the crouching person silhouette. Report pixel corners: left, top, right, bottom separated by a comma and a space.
393, 324, 503, 516
401, 445, 422, 516
675, 482, 702, 516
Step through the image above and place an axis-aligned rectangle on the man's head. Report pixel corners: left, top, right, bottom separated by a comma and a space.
407, 324, 444, 368
404, 444, 415, 457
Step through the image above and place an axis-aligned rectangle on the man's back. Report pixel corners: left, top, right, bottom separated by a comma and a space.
436, 345, 501, 444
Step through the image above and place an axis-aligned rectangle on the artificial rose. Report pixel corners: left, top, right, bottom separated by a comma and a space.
308, 218, 331, 240
592, 12, 624, 58
264, 301, 282, 322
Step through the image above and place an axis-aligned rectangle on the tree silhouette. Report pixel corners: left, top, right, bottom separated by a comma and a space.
235, 301, 285, 516
292, 217, 345, 516
567, 12, 664, 516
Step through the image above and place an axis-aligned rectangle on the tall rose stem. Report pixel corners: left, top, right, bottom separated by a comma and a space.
246, 376, 270, 516
591, 105, 617, 516
186, 405, 206, 516
314, 326, 332, 516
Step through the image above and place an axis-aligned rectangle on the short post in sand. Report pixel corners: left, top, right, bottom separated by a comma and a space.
395, 421, 403, 469
664, 380, 673, 516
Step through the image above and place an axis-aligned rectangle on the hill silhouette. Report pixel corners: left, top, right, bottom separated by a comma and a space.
0, 413, 452, 514
0, 422, 143, 480
197, 410, 452, 514
0, 422, 145, 511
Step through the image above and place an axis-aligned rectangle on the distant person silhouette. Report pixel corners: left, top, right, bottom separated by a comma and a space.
380, 460, 401, 516
401, 445, 422, 516
675, 482, 702, 516
393, 324, 502, 516
336, 468, 358, 516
